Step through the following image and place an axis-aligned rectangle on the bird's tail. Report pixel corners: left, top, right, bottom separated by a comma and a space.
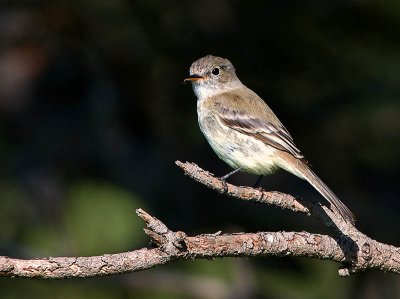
293, 161, 356, 224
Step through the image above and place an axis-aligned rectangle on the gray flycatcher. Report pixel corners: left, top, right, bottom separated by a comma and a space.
185, 55, 355, 224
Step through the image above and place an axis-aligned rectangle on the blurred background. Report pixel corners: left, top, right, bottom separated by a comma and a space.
0, 0, 399, 298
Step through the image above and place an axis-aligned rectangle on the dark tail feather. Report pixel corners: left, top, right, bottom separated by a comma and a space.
300, 166, 355, 224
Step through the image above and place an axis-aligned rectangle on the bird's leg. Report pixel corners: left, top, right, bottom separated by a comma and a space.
220, 168, 242, 180
252, 175, 263, 188
219, 168, 242, 193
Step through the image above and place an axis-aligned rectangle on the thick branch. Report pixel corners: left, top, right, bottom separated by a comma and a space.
0, 248, 171, 279
1, 209, 399, 279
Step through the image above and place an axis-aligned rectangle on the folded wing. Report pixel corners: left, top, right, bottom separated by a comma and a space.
218, 107, 309, 165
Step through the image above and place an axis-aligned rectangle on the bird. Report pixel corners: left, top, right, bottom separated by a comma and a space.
184, 55, 355, 224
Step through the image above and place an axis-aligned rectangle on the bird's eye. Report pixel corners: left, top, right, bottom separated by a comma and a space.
212, 67, 220, 76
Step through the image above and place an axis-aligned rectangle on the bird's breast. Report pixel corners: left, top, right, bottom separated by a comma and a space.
197, 100, 277, 175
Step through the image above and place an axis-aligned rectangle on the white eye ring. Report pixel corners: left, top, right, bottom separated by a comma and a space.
211, 67, 220, 76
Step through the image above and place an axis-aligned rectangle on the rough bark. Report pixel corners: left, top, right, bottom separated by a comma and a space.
0, 161, 398, 279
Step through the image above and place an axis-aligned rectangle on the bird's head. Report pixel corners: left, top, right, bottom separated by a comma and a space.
184, 55, 240, 99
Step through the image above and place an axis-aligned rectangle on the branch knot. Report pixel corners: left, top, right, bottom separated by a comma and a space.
136, 209, 187, 255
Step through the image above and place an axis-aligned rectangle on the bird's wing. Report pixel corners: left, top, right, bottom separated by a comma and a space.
216, 102, 309, 164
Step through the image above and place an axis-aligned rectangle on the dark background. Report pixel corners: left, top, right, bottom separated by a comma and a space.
0, 1, 399, 298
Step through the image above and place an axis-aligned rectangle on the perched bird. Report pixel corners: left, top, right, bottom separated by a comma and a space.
184, 55, 355, 224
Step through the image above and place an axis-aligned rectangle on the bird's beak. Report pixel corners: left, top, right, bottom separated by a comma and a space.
184, 74, 204, 83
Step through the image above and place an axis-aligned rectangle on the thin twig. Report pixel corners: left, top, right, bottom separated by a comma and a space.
175, 160, 354, 232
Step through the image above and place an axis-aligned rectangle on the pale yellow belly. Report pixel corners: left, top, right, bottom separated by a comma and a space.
198, 112, 278, 175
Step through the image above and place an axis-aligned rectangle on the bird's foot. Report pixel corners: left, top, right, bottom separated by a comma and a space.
219, 177, 228, 194
218, 168, 242, 194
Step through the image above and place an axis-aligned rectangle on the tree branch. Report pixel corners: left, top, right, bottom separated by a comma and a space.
175, 161, 349, 233
0, 161, 399, 279
174, 161, 400, 276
